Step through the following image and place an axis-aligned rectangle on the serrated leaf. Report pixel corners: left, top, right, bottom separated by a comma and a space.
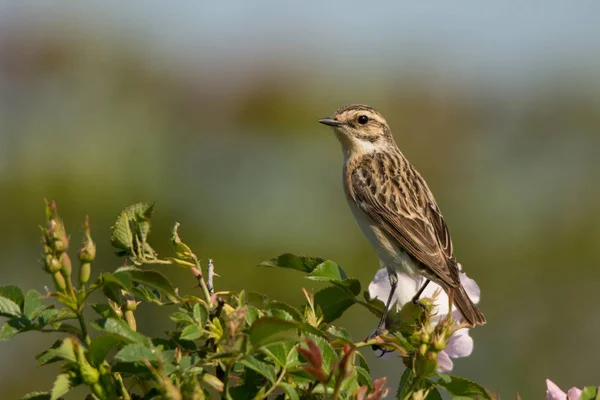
265, 301, 302, 321
180, 324, 204, 341
356, 366, 372, 389
279, 383, 299, 400
580, 386, 599, 400
249, 317, 299, 348
306, 261, 347, 281
193, 303, 208, 326
396, 368, 415, 399
50, 373, 72, 400
0, 285, 24, 310
313, 285, 357, 323
36, 338, 77, 366
305, 334, 336, 374
437, 375, 492, 400
327, 325, 352, 342
0, 321, 19, 340
115, 343, 159, 362
245, 305, 260, 326
425, 386, 443, 400
121, 268, 178, 298
0, 296, 22, 318
259, 254, 326, 273
20, 392, 51, 400
95, 318, 148, 344
90, 303, 120, 319
238, 356, 277, 384
38, 308, 77, 327
262, 343, 292, 368
24, 290, 45, 320
170, 311, 194, 324
88, 334, 121, 366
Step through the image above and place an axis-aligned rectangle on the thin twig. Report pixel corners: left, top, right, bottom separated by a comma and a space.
207, 259, 215, 295
262, 366, 287, 398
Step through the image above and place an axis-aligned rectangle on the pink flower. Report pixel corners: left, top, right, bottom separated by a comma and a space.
545, 379, 582, 400
368, 264, 481, 371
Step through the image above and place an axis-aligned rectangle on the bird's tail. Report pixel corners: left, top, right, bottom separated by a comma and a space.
451, 285, 486, 327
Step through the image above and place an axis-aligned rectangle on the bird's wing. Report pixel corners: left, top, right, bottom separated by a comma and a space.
350, 162, 459, 287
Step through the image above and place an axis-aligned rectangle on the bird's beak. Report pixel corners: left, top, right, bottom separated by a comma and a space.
319, 117, 343, 127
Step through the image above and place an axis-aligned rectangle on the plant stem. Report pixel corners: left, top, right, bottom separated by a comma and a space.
263, 367, 287, 398
77, 311, 91, 346
221, 364, 233, 400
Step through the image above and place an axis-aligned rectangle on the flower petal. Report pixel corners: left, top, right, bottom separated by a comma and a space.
444, 328, 474, 358
436, 350, 454, 372
546, 379, 567, 400
567, 387, 582, 400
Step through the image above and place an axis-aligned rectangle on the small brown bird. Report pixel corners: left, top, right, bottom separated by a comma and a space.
319, 104, 485, 328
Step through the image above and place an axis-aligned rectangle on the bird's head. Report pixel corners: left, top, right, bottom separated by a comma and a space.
319, 104, 395, 155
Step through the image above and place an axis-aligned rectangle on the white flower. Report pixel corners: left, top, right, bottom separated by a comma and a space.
545, 379, 582, 400
367, 265, 481, 371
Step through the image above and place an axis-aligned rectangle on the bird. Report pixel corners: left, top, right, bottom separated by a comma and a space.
319, 104, 485, 329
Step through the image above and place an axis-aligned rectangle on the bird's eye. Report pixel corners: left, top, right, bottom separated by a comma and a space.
357, 115, 369, 125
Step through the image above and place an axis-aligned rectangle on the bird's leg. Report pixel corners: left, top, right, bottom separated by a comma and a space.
367, 268, 398, 355
411, 279, 431, 312
368, 268, 398, 340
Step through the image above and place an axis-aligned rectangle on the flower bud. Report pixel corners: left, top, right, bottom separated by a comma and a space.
415, 352, 438, 378
52, 271, 67, 293
79, 263, 91, 285
60, 253, 72, 278
79, 216, 96, 263
45, 255, 62, 274
124, 310, 137, 331
432, 333, 447, 352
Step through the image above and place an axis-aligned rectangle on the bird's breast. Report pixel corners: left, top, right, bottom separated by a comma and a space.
343, 186, 420, 277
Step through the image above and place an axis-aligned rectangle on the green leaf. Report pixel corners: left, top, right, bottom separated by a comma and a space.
279, 383, 299, 400
20, 392, 51, 400
170, 311, 194, 324
306, 261, 347, 281
580, 386, 599, 400
120, 268, 178, 298
193, 303, 208, 326
88, 334, 121, 366
356, 366, 372, 389
326, 325, 352, 342
0, 296, 22, 318
396, 368, 415, 399
313, 284, 357, 323
265, 301, 303, 322
50, 373, 72, 400
0, 321, 19, 340
259, 254, 326, 273
245, 305, 260, 326
425, 386, 443, 400
249, 317, 299, 349
115, 343, 159, 362
38, 308, 77, 327
262, 343, 292, 368
238, 356, 277, 384
437, 375, 492, 400
180, 324, 204, 341
24, 290, 45, 320
95, 318, 148, 344
305, 334, 336, 374
0, 285, 24, 310
36, 338, 77, 366
90, 303, 120, 319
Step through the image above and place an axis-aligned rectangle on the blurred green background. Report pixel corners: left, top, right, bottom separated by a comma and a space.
1, 2, 600, 398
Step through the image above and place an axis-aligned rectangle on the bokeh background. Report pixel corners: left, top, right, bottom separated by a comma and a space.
1, 1, 600, 398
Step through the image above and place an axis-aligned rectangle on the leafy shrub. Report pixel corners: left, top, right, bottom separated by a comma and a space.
0, 201, 495, 399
